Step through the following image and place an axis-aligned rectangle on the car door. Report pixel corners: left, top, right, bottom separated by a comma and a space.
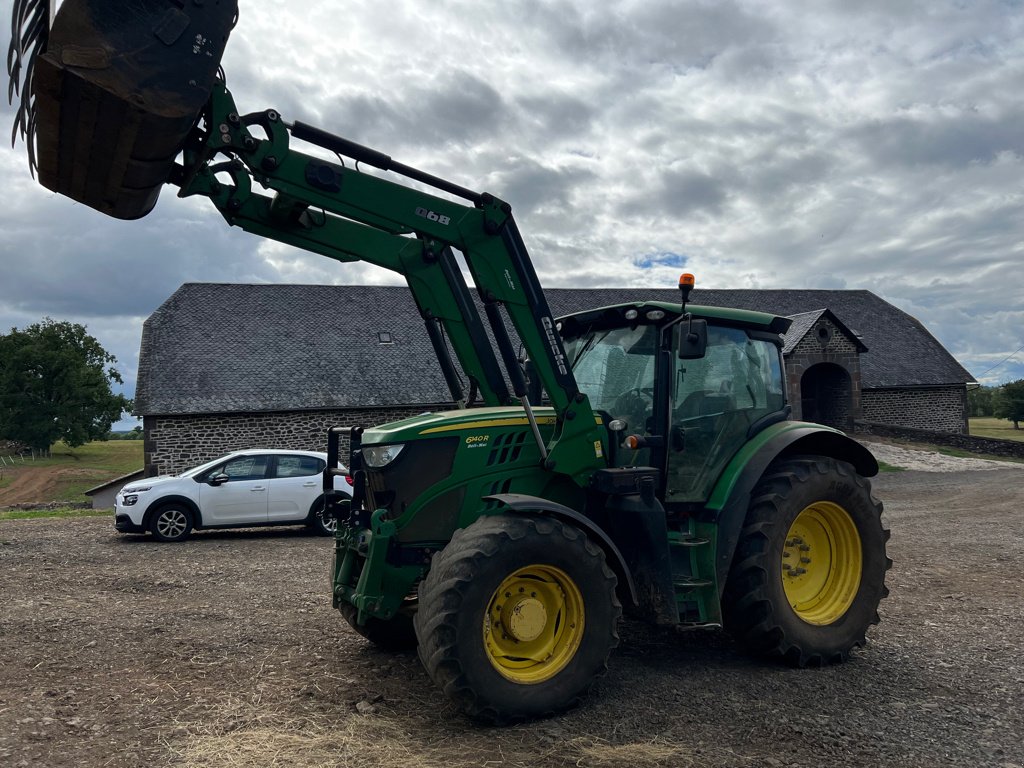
267, 454, 325, 521
198, 454, 271, 525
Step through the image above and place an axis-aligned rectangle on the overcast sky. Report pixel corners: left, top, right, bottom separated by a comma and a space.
2, 0, 1022, 429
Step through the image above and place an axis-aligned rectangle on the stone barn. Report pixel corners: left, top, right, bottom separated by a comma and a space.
134, 283, 974, 476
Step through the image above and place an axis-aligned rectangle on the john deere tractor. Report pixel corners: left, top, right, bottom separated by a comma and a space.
10, 0, 890, 723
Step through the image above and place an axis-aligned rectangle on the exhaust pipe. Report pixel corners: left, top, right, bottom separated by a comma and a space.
8, 0, 238, 220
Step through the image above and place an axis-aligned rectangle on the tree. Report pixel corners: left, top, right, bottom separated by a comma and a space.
0, 319, 133, 450
967, 385, 996, 417
993, 379, 1024, 430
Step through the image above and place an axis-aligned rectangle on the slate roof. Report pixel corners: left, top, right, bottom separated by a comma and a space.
780, 309, 868, 355
134, 283, 974, 416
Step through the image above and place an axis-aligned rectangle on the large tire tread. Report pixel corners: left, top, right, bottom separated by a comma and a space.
415, 515, 621, 724
723, 457, 891, 668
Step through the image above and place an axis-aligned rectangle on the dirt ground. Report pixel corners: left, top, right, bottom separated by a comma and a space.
0, 465, 95, 506
1, 455, 1023, 767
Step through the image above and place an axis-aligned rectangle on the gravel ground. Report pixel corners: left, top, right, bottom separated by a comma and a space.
1, 451, 1022, 767
861, 440, 1022, 472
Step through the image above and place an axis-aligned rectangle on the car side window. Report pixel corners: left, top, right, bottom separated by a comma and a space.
217, 455, 270, 481
274, 455, 325, 478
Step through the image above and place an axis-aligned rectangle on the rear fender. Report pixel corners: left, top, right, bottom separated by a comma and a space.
705, 422, 879, 592
482, 493, 639, 608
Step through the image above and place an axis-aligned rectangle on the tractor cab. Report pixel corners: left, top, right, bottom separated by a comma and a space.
558, 302, 791, 505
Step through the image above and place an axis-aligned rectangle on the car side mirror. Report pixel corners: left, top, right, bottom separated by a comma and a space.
209, 473, 230, 486
678, 318, 708, 359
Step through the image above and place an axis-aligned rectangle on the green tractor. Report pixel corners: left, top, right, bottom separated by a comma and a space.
10, 0, 890, 723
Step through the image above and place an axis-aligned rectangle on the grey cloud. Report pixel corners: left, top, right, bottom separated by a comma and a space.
619, 167, 729, 218
514, 93, 596, 143
478, 154, 597, 217
848, 109, 1024, 169
313, 70, 512, 152
542, 0, 774, 73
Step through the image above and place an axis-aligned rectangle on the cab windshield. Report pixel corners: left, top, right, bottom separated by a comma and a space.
563, 324, 659, 465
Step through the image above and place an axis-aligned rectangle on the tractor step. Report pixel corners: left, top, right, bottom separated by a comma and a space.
667, 524, 721, 625
672, 576, 713, 589
670, 536, 709, 548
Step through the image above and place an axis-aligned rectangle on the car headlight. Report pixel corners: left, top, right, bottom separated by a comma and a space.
362, 443, 405, 468
123, 494, 139, 506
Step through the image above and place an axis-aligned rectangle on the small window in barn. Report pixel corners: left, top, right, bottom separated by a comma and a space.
378, 332, 393, 344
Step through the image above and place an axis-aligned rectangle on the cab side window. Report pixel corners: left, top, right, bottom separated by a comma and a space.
673, 327, 783, 421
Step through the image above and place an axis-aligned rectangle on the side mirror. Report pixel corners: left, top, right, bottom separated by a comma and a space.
209, 473, 230, 486
678, 318, 708, 359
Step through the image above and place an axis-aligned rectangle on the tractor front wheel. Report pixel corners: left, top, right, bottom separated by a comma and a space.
339, 599, 418, 652
415, 515, 620, 724
723, 458, 891, 666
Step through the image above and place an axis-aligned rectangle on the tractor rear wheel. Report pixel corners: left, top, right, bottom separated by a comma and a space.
723, 457, 891, 666
415, 514, 620, 724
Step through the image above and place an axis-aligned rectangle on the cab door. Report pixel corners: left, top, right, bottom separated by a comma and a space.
666, 325, 785, 502
198, 454, 271, 525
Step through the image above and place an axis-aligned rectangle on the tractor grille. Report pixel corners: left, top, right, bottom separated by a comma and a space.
486, 431, 527, 466
364, 437, 459, 520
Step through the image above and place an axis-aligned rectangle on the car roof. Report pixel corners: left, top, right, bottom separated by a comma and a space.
228, 449, 327, 458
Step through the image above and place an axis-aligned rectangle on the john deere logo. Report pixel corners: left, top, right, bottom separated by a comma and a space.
465, 435, 490, 448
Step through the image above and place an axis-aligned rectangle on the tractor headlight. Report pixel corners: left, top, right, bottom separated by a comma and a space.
362, 443, 405, 468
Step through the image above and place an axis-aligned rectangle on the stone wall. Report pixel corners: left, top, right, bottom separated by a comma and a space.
855, 420, 1024, 459
860, 386, 967, 434
143, 404, 449, 476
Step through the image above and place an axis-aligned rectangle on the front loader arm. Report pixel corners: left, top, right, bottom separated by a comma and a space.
5, 0, 601, 476
176, 84, 602, 476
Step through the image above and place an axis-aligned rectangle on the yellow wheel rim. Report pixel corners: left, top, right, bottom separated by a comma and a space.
782, 502, 862, 625
484, 564, 585, 684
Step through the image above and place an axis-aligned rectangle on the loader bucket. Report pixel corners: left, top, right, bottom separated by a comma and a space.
23, 0, 238, 219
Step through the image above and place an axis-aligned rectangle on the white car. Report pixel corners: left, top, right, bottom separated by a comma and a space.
114, 449, 352, 542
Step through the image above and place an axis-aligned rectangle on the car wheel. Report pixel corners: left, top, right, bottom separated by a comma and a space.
149, 504, 194, 542
308, 496, 336, 536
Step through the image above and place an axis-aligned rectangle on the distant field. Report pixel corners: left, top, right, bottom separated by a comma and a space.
0, 440, 144, 506
969, 417, 1024, 442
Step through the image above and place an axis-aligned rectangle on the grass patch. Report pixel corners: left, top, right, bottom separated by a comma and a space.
935, 446, 979, 459
0, 440, 144, 505
969, 417, 1024, 442
0, 507, 108, 521
29, 440, 143, 472
876, 461, 905, 472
